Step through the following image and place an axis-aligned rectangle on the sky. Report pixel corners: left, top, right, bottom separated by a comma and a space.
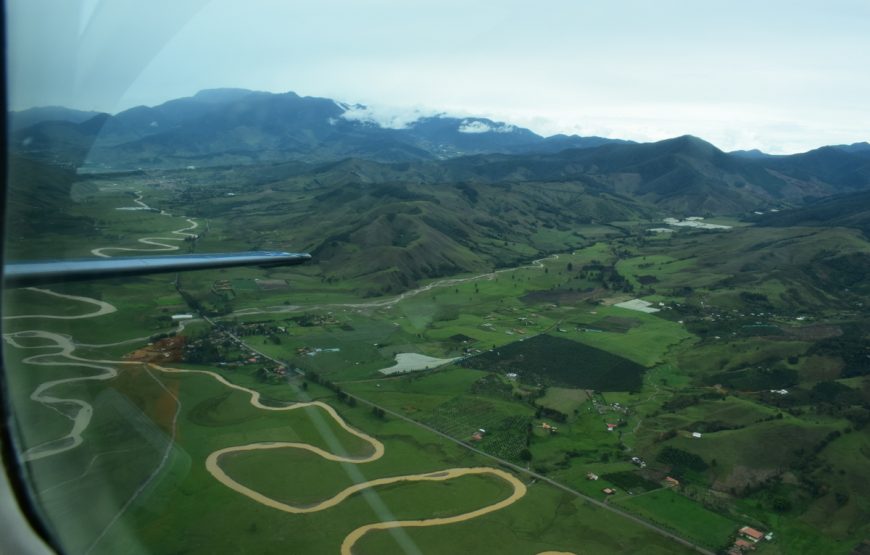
7, 0, 870, 154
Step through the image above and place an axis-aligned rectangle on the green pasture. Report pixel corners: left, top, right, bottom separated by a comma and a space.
354, 483, 696, 555
85, 367, 699, 555
538, 387, 590, 414
6, 173, 868, 555
224, 447, 511, 510
561, 305, 696, 367
662, 420, 842, 483
614, 488, 739, 550
3, 277, 185, 345
17, 366, 180, 554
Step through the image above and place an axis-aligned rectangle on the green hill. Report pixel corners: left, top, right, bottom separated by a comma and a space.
755, 190, 870, 237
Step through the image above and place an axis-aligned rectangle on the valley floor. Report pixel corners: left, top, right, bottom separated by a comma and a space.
3, 176, 868, 555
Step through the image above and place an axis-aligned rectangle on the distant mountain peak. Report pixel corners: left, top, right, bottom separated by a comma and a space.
457, 118, 517, 134
192, 88, 256, 103
8, 106, 105, 132
833, 141, 870, 153
730, 148, 772, 159
672, 134, 712, 145
658, 134, 721, 156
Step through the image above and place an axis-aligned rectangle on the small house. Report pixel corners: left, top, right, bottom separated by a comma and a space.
664, 476, 680, 487
738, 526, 765, 543
586, 472, 599, 481
602, 488, 616, 495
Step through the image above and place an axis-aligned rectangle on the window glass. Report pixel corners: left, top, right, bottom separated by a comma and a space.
4, 2, 869, 555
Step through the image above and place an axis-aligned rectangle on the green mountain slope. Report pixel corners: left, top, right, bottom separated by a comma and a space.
171, 163, 652, 293
755, 190, 870, 237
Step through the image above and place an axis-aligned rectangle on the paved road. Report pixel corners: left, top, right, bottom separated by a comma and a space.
347, 393, 715, 555
195, 261, 715, 555
222, 254, 559, 318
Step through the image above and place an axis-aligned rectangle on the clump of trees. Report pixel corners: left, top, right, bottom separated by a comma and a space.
306, 370, 354, 406
657, 446, 708, 474
533, 404, 567, 423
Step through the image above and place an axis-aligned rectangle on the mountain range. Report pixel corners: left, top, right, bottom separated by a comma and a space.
8, 106, 103, 132
6, 88, 870, 293
9, 89, 634, 170
8, 87, 870, 217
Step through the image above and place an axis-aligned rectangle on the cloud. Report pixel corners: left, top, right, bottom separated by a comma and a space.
339, 103, 439, 129
458, 119, 515, 134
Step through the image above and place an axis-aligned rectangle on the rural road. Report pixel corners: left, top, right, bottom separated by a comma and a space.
226, 254, 559, 318
5, 192, 711, 555
146, 359, 537, 554
343, 393, 715, 555
3, 196, 568, 554
142, 357, 542, 553
210, 308, 713, 555
196, 241, 716, 554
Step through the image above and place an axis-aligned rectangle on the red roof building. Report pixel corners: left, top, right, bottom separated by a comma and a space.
739, 526, 765, 542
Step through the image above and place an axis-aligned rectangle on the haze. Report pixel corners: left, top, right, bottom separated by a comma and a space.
7, 0, 870, 153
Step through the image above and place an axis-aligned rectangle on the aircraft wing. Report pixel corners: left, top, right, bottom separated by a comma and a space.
3, 251, 311, 288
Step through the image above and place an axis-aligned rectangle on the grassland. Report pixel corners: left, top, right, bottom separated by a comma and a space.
614, 488, 740, 550
83, 369, 699, 555
4, 168, 869, 555
538, 387, 590, 414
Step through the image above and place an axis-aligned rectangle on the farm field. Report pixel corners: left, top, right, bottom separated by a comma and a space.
3, 167, 869, 555
538, 387, 590, 414
21, 362, 701, 555
613, 488, 741, 551
459, 334, 647, 391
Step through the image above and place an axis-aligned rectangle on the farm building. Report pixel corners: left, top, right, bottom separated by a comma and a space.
586, 472, 599, 481
664, 476, 680, 487
606, 423, 618, 431
739, 526, 765, 542
602, 488, 616, 495
691, 432, 702, 438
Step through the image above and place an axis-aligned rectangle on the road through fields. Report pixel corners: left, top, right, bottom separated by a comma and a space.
2, 197, 568, 555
